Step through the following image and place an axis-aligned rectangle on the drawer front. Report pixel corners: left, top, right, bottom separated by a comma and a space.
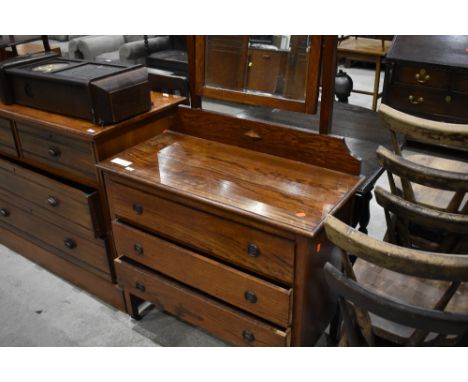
115, 257, 290, 346
0, 196, 109, 274
385, 86, 451, 117
113, 220, 292, 327
0, 117, 17, 156
108, 180, 295, 285
0, 158, 102, 237
16, 121, 97, 180
395, 64, 450, 90
452, 72, 468, 93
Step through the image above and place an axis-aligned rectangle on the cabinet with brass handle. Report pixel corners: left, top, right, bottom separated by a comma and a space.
408, 95, 424, 105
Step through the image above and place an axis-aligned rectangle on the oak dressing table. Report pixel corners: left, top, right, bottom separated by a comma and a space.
98, 36, 365, 345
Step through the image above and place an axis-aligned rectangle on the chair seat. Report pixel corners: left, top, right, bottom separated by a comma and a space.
338, 38, 392, 57
147, 49, 188, 74
354, 258, 468, 344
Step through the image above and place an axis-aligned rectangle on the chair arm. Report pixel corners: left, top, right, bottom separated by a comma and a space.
119, 39, 147, 65
77, 35, 125, 61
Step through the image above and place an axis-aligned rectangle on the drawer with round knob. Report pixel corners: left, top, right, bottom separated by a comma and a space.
0, 194, 109, 276
115, 256, 291, 346
15, 121, 97, 182
107, 180, 296, 285
112, 220, 293, 327
0, 157, 103, 238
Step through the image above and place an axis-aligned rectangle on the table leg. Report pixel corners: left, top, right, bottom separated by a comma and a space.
372, 57, 382, 111
124, 290, 142, 320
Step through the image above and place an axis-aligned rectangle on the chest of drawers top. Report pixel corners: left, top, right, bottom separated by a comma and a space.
99, 130, 362, 237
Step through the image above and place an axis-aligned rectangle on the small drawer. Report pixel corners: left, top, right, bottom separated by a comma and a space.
113, 220, 293, 327
395, 64, 450, 90
385, 86, 450, 117
16, 121, 97, 181
0, 158, 103, 237
0, 117, 18, 157
115, 257, 291, 346
107, 180, 295, 285
0, 196, 109, 274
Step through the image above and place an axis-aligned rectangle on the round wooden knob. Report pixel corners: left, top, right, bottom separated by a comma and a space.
134, 243, 144, 256
64, 238, 77, 249
244, 290, 257, 304
247, 243, 260, 257
0, 208, 10, 217
133, 202, 143, 215
48, 147, 61, 157
242, 330, 255, 343
47, 196, 59, 207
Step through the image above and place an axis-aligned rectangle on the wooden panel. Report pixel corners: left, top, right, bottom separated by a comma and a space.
174, 107, 361, 175
0, 224, 125, 311
0, 194, 109, 274
0, 158, 102, 237
107, 180, 295, 285
16, 121, 97, 180
115, 257, 290, 346
246, 49, 285, 94
0, 117, 17, 156
112, 220, 293, 327
452, 72, 468, 93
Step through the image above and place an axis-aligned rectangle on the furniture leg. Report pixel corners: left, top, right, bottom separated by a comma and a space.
124, 290, 142, 320
355, 190, 373, 234
372, 58, 382, 111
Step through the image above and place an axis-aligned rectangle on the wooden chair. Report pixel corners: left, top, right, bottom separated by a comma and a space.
324, 215, 468, 346
379, 103, 468, 153
376, 145, 468, 213
374, 185, 468, 253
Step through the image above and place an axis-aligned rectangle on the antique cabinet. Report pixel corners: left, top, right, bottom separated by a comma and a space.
383, 35, 468, 123
0, 92, 184, 309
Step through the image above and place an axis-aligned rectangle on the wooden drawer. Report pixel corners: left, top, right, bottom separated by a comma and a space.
112, 220, 293, 327
108, 180, 295, 285
0, 117, 17, 157
16, 121, 97, 180
385, 86, 451, 117
452, 72, 468, 93
115, 257, 290, 346
0, 195, 109, 275
394, 64, 450, 90
0, 158, 103, 237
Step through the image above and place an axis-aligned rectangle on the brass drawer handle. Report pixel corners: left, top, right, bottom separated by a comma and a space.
445, 95, 452, 104
64, 238, 77, 250
415, 69, 430, 84
135, 282, 146, 292
0, 208, 10, 217
242, 330, 255, 343
47, 196, 59, 207
244, 290, 257, 304
247, 243, 260, 258
48, 146, 61, 157
408, 95, 424, 105
134, 243, 144, 256
132, 202, 143, 215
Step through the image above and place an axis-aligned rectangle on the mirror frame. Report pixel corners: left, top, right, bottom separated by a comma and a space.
194, 35, 323, 114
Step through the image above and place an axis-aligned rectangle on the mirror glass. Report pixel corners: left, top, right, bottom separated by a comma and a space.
204, 35, 310, 101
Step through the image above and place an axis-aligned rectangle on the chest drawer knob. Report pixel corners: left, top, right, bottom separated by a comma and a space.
247, 243, 260, 257
47, 196, 60, 207
244, 290, 258, 304
242, 330, 255, 343
132, 202, 143, 215
408, 95, 424, 105
48, 146, 61, 158
415, 69, 430, 84
0, 208, 10, 217
135, 282, 146, 292
64, 238, 77, 249
134, 243, 144, 256
445, 95, 452, 104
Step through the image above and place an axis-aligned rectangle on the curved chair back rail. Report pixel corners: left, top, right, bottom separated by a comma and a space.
379, 103, 468, 151
376, 146, 468, 192
324, 215, 468, 282
324, 263, 468, 339
374, 186, 468, 235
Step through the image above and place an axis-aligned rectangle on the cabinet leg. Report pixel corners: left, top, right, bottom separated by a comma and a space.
124, 290, 142, 320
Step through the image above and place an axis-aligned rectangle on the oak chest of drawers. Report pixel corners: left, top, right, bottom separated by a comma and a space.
98, 107, 364, 346
383, 35, 468, 123
0, 92, 184, 310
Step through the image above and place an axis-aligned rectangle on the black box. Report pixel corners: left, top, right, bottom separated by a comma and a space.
0, 52, 151, 125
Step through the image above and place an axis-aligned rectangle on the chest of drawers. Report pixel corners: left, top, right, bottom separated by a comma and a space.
0, 92, 184, 310
383, 35, 468, 123
98, 107, 364, 346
